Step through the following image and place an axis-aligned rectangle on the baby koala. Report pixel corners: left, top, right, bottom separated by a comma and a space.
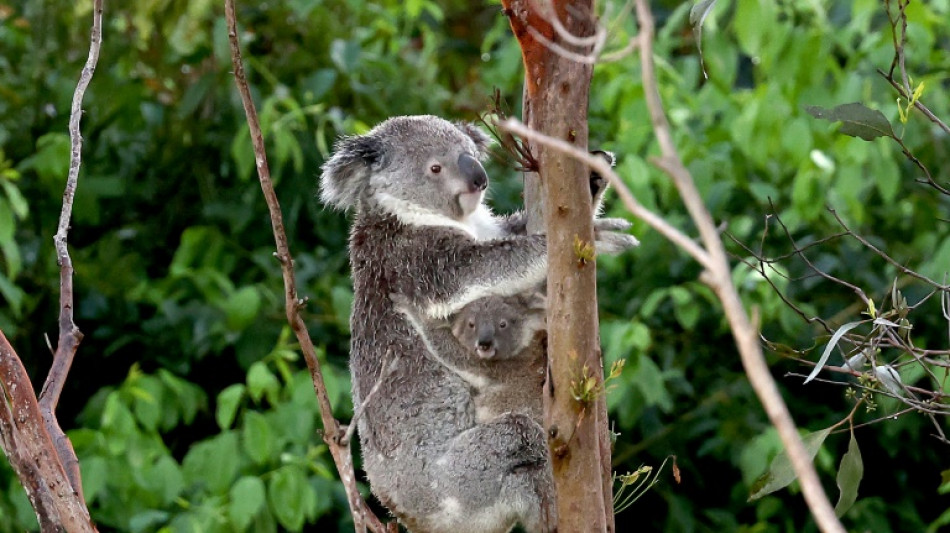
393, 292, 547, 424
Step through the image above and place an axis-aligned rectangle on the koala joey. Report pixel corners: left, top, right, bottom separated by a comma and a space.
392, 292, 547, 424
320, 115, 636, 532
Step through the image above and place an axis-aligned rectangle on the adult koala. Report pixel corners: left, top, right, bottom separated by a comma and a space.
320, 115, 636, 532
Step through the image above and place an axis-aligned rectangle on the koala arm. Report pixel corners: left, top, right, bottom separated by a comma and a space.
396, 231, 549, 319
389, 293, 484, 380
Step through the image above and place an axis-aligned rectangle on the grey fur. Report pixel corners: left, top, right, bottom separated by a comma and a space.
320, 115, 635, 532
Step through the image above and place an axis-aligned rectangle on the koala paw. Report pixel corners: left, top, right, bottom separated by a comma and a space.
594, 217, 632, 232
595, 231, 640, 255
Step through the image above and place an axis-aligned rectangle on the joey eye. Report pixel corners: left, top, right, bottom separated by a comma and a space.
498, 320, 508, 329
430, 164, 442, 174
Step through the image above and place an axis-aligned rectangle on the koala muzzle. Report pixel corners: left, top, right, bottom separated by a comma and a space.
458, 153, 488, 192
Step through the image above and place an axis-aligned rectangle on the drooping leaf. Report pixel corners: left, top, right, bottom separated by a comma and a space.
805, 103, 896, 141
749, 427, 831, 500
689, 0, 719, 44
834, 431, 864, 517
804, 321, 863, 384
689, 0, 720, 77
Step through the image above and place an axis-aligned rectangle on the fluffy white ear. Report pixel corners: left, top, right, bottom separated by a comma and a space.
454, 121, 493, 160
319, 135, 385, 210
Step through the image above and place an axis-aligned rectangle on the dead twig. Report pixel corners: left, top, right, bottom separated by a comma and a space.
224, 2, 385, 531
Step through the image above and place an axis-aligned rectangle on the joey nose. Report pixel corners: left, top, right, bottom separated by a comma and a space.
458, 153, 488, 191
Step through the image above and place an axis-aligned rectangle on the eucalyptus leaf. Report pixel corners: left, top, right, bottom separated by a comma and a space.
749, 427, 831, 500
804, 321, 863, 384
805, 103, 896, 141
834, 432, 863, 517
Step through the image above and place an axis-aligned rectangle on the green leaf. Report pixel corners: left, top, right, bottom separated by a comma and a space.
749, 427, 832, 500
216, 384, 246, 430
144, 455, 185, 505
229, 476, 267, 531
268, 467, 312, 531
805, 103, 896, 141
0, 179, 29, 219
242, 411, 275, 465
247, 362, 281, 405
182, 431, 241, 493
131, 375, 164, 432
79, 456, 108, 504
330, 285, 353, 331
834, 431, 863, 517
224, 286, 262, 331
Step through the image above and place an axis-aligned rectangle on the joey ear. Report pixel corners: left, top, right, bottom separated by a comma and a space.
319, 134, 385, 210
516, 292, 547, 313
454, 121, 493, 160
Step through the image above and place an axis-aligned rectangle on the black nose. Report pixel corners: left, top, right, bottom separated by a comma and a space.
458, 153, 488, 191
477, 339, 494, 350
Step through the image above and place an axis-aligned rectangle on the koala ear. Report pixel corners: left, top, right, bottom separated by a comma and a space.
454, 121, 493, 160
515, 292, 547, 313
319, 134, 385, 210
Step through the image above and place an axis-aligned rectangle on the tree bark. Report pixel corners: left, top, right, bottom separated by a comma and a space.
501, 2, 614, 531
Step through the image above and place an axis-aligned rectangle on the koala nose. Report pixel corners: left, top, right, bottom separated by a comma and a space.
458, 153, 488, 191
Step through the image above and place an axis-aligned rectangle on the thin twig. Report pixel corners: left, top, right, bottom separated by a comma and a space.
36, 0, 105, 506
223, 2, 384, 531
828, 208, 950, 291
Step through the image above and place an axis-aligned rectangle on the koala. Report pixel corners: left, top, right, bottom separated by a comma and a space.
320, 115, 637, 532
392, 292, 547, 424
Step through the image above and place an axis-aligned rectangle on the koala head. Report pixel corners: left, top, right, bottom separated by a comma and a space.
450, 294, 546, 360
319, 115, 493, 222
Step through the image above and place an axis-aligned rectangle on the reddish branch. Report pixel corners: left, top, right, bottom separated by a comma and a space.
223, 2, 384, 532
0, 0, 104, 530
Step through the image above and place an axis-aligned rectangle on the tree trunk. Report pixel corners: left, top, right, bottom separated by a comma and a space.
501, 2, 614, 531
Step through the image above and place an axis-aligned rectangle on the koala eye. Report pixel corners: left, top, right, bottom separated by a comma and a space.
430, 164, 442, 174
498, 320, 508, 329
467, 319, 475, 329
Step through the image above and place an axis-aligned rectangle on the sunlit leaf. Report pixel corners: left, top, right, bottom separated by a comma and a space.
804, 321, 863, 384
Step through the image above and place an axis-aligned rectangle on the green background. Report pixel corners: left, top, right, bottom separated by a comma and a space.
1, 0, 948, 531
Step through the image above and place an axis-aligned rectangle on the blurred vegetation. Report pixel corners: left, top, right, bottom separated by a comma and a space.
0, 0, 948, 531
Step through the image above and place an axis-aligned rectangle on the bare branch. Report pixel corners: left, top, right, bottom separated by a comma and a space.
223, 2, 385, 531
630, 1, 845, 530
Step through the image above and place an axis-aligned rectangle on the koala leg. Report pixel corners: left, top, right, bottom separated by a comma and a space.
426, 413, 557, 533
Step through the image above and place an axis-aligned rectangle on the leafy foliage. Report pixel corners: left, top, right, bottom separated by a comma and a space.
0, 0, 948, 531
